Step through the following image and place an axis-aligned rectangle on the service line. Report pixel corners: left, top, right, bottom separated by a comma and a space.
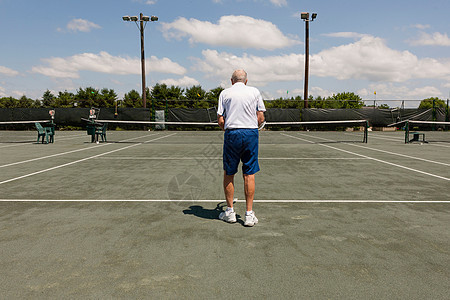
281, 133, 449, 181
0, 133, 176, 185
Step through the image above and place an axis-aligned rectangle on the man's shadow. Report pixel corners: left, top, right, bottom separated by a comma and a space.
183, 201, 242, 223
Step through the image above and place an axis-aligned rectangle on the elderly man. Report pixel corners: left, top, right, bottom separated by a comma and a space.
217, 69, 266, 227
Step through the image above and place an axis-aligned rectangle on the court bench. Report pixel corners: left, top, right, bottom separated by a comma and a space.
35, 122, 54, 144
407, 131, 427, 143
86, 122, 107, 143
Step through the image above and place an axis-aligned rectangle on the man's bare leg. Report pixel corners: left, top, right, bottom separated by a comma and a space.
243, 174, 255, 212
223, 172, 235, 208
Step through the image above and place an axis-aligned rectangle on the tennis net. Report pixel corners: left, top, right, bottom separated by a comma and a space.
400, 120, 450, 143
94, 119, 369, 143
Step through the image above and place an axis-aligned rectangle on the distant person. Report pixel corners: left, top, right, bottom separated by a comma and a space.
217, 69, 266, 227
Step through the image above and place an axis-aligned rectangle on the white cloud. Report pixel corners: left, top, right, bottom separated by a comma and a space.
158, 76, 200, 87
65, 19, 101, 33
161, 15, 299, 50
212, 0, 287, 6
359, 83, 443, 100
408, 32, 450, 46
31, 51, 186, 78
194, 49, 303, 86
322, 32, 370, 39
0, 66, 19, 76
11, 90, 25, 98
269, 0, 287, 6
311, 35, 450, 82
275, 87, 333, 99
194, 35, 450, 90
411, 24, 431, 30
133, 0, 157, 4
0, 86, 6, 97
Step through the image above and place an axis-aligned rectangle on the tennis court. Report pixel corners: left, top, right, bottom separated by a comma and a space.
1, 129, 449, 298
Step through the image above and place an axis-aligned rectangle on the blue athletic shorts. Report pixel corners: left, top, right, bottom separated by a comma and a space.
223, 128, 260, 175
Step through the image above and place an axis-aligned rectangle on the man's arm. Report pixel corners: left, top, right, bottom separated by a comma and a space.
257, 111, 265, 127
218, 115, 225, 131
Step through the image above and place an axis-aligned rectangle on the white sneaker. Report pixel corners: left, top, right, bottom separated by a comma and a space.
219, 209, 236, 223
244, 212, 258, 227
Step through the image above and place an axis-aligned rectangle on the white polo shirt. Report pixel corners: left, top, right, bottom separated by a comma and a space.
217, 82, 266, 129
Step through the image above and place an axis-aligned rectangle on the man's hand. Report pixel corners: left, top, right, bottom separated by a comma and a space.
257, 111, 265, 127
218, 115, 225, 131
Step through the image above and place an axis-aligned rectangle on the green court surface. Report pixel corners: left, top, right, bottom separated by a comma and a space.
1, 130, 449, 299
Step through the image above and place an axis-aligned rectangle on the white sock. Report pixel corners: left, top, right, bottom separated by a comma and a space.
226, 207, 234, 213
246, 210, 253, 216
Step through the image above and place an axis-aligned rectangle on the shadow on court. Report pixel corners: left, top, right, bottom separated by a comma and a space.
182, 202, 246, 225
182, 202, 224, 220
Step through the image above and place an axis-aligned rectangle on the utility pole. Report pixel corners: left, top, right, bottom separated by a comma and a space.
140, 13, 146, 108
304, 19, 309, 108
301, 12, 317, 108
123, 14, 158, 109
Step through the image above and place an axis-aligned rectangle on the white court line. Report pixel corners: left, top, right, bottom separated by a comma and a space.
0, 133, 160, 168
364, 134, 401, 142
349, 143, 450, 167
281, 133, 450, 181
0, 199, 448, 203
295, 132, 450, 166
431, 143, 450, 149
96, 156, 367, 160
0, 133, 177, 185
0, 133, 87, 149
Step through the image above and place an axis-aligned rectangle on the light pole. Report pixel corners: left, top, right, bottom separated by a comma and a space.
300, 12, 317, 108
123, 14, 158, 109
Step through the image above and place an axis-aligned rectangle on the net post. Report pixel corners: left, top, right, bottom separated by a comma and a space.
432, 99, 436, 131
364, 120, 368, 143
446, 99, 449, 123
405, 121, 409, 143
165, 98, 168, 123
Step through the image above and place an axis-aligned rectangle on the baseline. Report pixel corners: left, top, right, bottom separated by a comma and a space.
0, 199, 448, 203
0, 133, 177, 186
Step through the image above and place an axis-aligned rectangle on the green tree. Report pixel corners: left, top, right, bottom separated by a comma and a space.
18, 95, 36, 108
150, 83, 170, 109
205, 86, 224, 107
75, 87, 98, 108
309, 95, 327, 108
98, 88, 117, 108
0, 97, 18, 108
185, 85, 208, 108
123, 89, 142, 107
326, 92, 364, 109
418, 97, 447, 109
166, 85, 185, 108
42, 90, 56, 107
55, 91, 75, 107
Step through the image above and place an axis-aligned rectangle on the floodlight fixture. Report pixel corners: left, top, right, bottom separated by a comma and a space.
130, 16, 139, 21
150, 16, 158, 22
312, 13, 317, 20
141, 16, 150, 21
301, 12, 309, 20
122, 15, 131, 21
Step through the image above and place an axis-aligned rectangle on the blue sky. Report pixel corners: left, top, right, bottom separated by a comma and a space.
1, 0, 450, 107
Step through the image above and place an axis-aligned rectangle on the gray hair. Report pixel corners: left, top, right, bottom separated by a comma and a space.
231, 69, 247, 83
